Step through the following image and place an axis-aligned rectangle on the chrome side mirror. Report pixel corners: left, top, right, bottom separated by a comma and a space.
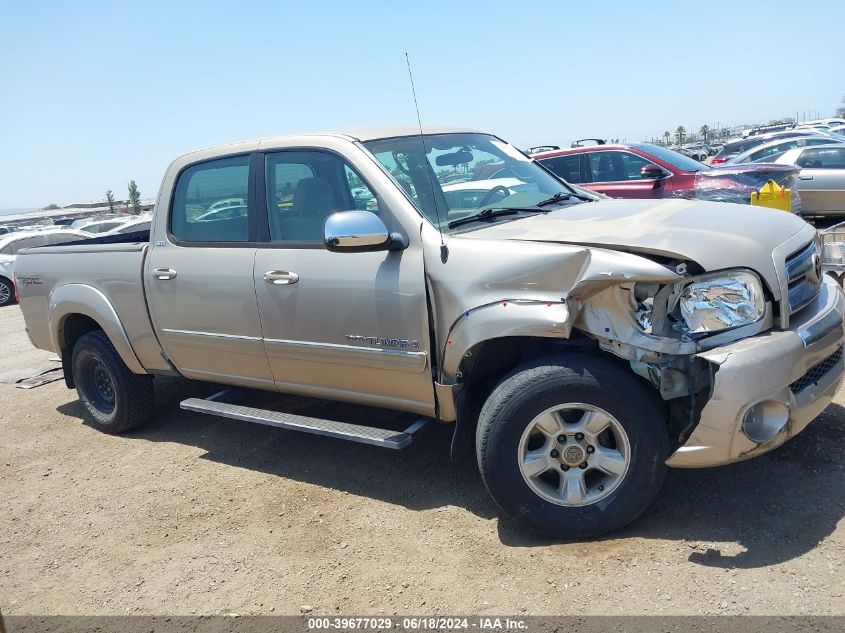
324, 211, 406, 253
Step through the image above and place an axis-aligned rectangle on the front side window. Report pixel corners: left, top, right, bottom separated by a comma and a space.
364, 133, 572, 233
171, 155, 250, 243
587, 151, 629, 182
265, 150, 378, 243
618, 152, 655, 179
798, 147, 845, 169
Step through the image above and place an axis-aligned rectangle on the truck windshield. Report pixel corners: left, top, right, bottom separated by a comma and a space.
363, 133, 580, 233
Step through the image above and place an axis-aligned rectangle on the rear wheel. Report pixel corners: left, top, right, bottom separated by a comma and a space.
476, 354, 668, 538
71, 330, 154, 434
0, 277, 14, 307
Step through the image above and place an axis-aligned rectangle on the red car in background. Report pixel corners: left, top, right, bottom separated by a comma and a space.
531, 142, 704, 199
531, 141, 800, 207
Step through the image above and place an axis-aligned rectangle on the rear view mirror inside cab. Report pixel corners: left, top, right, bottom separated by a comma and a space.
435, 150, 474, 167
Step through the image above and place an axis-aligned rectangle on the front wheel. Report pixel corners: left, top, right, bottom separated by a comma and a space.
72, 330, 154, 434
0, 277, 14, 307
476, 354, 669, 538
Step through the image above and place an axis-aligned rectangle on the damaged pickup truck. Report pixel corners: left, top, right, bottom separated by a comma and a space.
15, 128, 845, 537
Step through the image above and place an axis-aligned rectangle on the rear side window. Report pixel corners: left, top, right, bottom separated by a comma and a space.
171, 155, 250, 243
2, 235, 51, 254
46, 233, 84, 245
539, 154, 582, 183
748, 141, 795, 162
119, 221, 151, 233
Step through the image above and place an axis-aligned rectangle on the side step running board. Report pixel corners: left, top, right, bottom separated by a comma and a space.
180, 395, 430, 450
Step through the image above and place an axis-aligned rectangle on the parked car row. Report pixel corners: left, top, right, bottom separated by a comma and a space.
711, 128, 844, 164
530, 142, 801, 209
522, 128, 845, 218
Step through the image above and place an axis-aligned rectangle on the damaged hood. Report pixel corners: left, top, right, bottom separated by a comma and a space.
462, 197, 811, 274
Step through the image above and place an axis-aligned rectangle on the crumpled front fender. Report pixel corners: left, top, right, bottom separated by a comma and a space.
439, 299, 573, 382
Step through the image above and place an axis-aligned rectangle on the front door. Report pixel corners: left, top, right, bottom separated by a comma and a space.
145, 153, 274, 389
253, 149, 435, 415
584, 150, 663, 199
794, 147, 845, 215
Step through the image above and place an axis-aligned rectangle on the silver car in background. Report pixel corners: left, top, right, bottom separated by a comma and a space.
773, 144, 845, 217
727, 135, 840, 165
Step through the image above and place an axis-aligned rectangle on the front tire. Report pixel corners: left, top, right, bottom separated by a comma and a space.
71, 330, 154, 434
476, 354, 668, 538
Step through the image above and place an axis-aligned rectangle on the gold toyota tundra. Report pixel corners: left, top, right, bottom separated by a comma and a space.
15, 127, 844, 538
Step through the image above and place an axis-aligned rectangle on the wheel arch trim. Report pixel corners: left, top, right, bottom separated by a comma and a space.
439, 299, 575, 383
49, 284, 146, 374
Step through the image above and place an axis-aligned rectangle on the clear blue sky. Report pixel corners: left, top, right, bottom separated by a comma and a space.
1, 0, 842, 209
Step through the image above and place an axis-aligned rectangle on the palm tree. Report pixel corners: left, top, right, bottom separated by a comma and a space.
675, 126, 686, 145
699, 124, 710, 141
663, 131, 671, 146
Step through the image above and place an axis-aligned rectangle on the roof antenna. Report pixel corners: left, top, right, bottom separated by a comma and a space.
405, 52, 448, 262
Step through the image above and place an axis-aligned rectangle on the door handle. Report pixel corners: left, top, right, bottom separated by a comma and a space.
153, 268, 177, 280
799, 175, 814, 180
264, 270, 299, 285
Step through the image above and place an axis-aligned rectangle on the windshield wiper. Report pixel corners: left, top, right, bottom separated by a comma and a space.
536, 190, 594, 206
447, 191, 594, 229
448, 206, 563, 229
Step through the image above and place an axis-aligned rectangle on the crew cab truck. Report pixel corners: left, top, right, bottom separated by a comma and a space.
15, 127, 845, 538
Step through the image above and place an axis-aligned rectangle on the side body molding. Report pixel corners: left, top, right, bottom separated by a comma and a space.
49, 284, 146, 374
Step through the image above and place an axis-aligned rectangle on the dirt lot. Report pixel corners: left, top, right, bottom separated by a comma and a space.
0, 303, 843, 616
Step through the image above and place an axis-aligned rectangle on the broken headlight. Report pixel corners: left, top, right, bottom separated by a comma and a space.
679, 271, 764, 334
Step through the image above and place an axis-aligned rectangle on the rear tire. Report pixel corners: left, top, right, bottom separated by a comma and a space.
476, 354, 668, 538
0, 277, 14, 307
71, 330, 154, 434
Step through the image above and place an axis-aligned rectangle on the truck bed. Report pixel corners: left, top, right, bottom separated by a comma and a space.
14, 238, 167, 372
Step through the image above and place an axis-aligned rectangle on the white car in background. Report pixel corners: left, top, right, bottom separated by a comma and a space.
75, 218, 133, 234
70, 214, 124, 229
99, 215, 152, 236
442, 177, 537, 211
683, 145, 709, 161
0, 229, 90, 306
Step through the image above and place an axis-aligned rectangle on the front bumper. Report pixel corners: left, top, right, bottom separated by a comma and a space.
667, 275, 845, 468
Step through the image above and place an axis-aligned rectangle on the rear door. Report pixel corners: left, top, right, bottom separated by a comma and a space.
537, 153, 585, 184
795, 147, 845, 215
253, 148, 435, 415
583, 150, 663, 198
145, 153, 274, 388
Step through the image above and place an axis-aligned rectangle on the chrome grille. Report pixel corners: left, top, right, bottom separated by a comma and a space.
790, 346, 843, 393
785, 241, 821, 315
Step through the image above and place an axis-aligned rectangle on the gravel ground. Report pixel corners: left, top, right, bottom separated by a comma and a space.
0, 303, 843, 616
